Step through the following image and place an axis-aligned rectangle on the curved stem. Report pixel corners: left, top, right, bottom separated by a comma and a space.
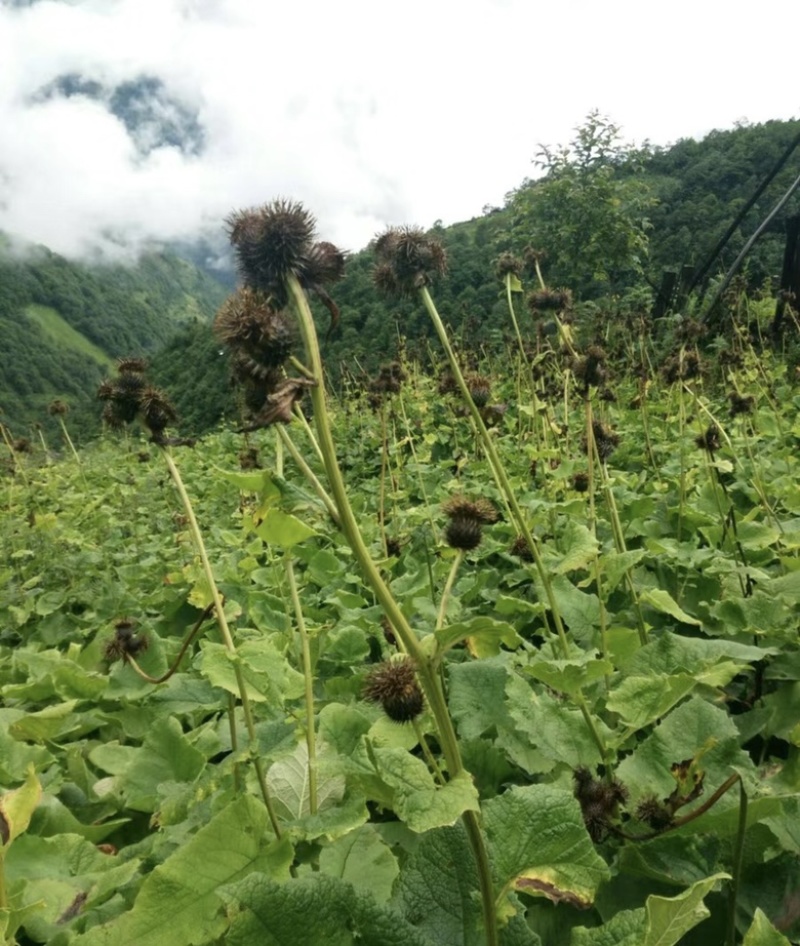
160, 447, 283, 838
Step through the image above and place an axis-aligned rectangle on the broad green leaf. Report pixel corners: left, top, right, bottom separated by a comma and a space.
484, 785, 611, 908
601, 549, 646, 593
319, 824, 399, 902
117, 716, 206, 812
641, 589, 701, 626
435, 616, 521, 659
0, 767, 41, 846
199, 638, 305, 704
527, 651, 613, 696
507, 273, 524, 293
29, 794, 128, 843
607, 674, 696, 730
221, 872, 432, 946
215, 466, 281, 500
79, 795, 293, 946
373, 748, 479, 833
742, 908, 792, 945
255, 507, 317, 547
571, 907, 646, 945
267, 741, 345, 821
5, 833, 141, 941
616, 697, 754, 806
643, 872, 729, 946
394, 822, 542, 946
554, 521, 599, 574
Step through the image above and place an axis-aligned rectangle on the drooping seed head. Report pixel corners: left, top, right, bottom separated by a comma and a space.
363, 656, 424, 722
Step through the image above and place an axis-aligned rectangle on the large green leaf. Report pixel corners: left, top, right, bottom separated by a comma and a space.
319, 824, 399, 902
79, 795, 293, 946
199, 638, 305, 704
222, 872, 433, 946
742, 908, 792, 945
484, 785, 610, 908
607, 674, 696, 731
643, 872, 729, 945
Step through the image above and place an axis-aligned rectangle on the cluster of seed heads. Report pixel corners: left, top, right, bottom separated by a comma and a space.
662, 350, 701, 383
527, 287, 572, 314
573, 767, 629, 842
573, 345, 608, 392
97, 359, 177, 445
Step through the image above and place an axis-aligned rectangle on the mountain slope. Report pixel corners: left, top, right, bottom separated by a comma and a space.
0, 242, 227, 442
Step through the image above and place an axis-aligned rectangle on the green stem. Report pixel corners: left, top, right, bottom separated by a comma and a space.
437, 551, 464, 631
726, 780, 748, 946
286, 273, 499, 946
59, 416, 82, 467
286, 556, 318, 815
160, 447, 283, 838
504, 272, 527, 360
276, 425, 340, 525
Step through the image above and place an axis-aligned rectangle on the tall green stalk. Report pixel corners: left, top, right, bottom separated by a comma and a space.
286, 273, 499, 946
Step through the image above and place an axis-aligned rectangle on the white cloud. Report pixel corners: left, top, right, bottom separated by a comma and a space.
0, 0, 797, 259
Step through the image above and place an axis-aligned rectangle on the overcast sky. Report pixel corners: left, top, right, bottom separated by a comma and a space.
1, 0, 798, 261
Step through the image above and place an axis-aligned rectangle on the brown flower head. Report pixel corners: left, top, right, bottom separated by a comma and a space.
635, 795, 673, 830
571, 471, 590, 493
48, 399, 69, 416
116, 357, 148, 375
573, 344, 607, 391
510, 534, 533, 562
372, 226, 447, 297
138, 386, 177, 441
363, 656, 424, 722
573, 767, 629, 842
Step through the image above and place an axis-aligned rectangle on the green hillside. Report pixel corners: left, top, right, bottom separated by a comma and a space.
0, 243, 227, 443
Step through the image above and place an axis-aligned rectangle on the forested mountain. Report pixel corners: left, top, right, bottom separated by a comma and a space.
4, 116, 798, 444
0, 241, 227, 442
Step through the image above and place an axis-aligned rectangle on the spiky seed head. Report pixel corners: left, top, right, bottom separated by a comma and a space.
729, 392, 754, 416
371, 226, 447, 296
510, 534, 533, 561
466, 374, 491, 408
442, 495, 499, 525
598, 387, 616, 403
494, 252, 523, 279
695, 424, 721, 453
527, 287, 572, 314
13, 437, 32, 454
445, 515, 484, 551
635, 795, 673, 830
139, 386, 177, 437
48, 399, 69, 416
97, 379, 115, 401
589, 420, 620, 463
522, 246, 546, 273
214, 288, 294, 370
363, 656, 424, 722
104, 621, 149, 664
239, 447, 260, 470
571, 471, 590, 493
116, 357, 148, 374
226, 200, 317, 297
305, 240, 348, 286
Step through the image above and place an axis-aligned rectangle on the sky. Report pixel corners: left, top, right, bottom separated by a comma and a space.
0, 0, 798, 262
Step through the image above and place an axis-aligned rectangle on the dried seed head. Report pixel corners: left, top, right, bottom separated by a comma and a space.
214, 288, 294, 370
571, 471, 590, 493
104, 620, 149, 664
139, 386, 177, 439
48, 399, 69, 416
227, 199, 317, 298
729, 392, 754, 416
116, 357, 148, 375
588, 420, 620, 463
13, 437, 32, 454
442, 495, 498, 551
239, 447, 260, 470
466, 373, 491, 408
510, 534, 533, 561
372, 226, 447, 296
635, 795, 673, 830
695, 424, 721, 453
527, 287, 572, 314
305, 240, 348, 287
363, 656, 424, 722
494, 252, 523, 280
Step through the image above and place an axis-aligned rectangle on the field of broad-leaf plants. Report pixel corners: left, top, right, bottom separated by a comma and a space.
2, 203, 800, 946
